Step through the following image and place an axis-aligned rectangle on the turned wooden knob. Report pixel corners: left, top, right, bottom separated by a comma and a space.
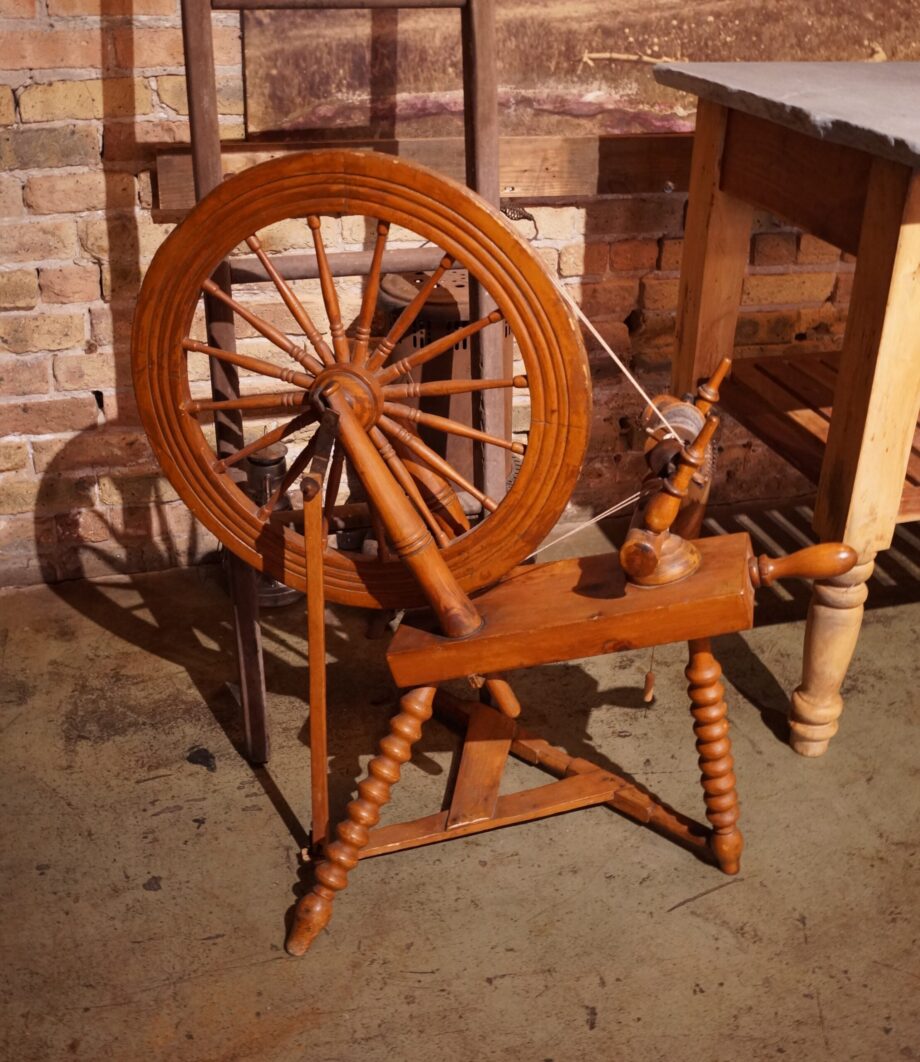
749, 543, 858, 588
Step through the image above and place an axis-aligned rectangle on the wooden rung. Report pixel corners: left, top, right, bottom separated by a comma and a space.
446, 704, 514, 829
361, 771, 627, 858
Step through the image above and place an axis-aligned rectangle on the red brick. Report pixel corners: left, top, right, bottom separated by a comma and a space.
741, 273, 836, 306
0, 355, 49, 396
102, 119, 189, 163
18, 78, 152, 123
0, 440, 29, 473
0, 30, 104, 71
53, 351, 123, 391
559, 242, 608, 278
570, 278, 639, 316
0, 473, 95, 516
156, 74, 243, 116
0, 86, 14, 126
0, 313, 85, 354
1, 219, 78, 263
0, 174, 22, 218
798, 234, 840, 264
98, 472, 178, 506
609, 238, 658, 272
640, 275, 679, 311
39, 264, 101, 304
25, 171, 136, 215
834, 272, 854, 305
586, 196, 685, 238
733, 311, 796, 346
110, 26, 239, 70
0, 270, 39, 311
0, 0, 36, 15
0, 126, 99, 170
49, 0, 176, 13
0, 396, 100, 435
752, 232, 796, 266
32, 428, 154, 472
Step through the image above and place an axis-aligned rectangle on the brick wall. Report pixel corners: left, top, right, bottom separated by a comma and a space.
0, 4, 852, 586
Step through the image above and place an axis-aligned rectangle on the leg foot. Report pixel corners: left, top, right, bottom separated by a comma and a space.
687, 639, 743, 874
285, 686, 436, 956
789, 556, 874, 757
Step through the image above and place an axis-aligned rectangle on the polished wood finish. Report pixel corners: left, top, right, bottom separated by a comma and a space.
133, 150, 590, 611
304, 481, 330, 850
387, 535, 756, 688
686, 640, 742, 875
749, 543, 857, 589
445, 703, 514, 828
286, 685, 437, 956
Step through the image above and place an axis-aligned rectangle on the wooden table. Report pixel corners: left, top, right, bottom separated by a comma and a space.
653, 62, 920, 756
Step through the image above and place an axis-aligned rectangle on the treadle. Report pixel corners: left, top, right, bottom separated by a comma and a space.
387, 533, 755, 687
722, 349, 920, 522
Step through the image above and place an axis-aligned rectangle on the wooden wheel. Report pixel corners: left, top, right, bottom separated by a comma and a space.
132, 150, 591, 609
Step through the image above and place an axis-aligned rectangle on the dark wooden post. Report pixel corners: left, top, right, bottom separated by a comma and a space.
181, 0, 270, 764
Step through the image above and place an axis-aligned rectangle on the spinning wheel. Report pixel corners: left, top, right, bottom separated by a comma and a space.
132, 150, 591, 614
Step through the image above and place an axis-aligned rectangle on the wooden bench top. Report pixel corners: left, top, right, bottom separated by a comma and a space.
387, 533, 756, 687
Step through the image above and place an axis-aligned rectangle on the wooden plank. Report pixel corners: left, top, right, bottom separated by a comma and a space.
155, 133, 694, 212
214, 0, 464, 7
672, 100, 753, 396
387, 534, 755, 688
446, 703, 514, 828
721, 110, 870, 258
814, 164, 920, 550
361, 770, 626, 857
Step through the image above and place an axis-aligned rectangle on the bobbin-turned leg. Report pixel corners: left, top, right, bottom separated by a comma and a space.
686, 638, 742, 874
789, 555, 874, 757
286, 686, 436, 956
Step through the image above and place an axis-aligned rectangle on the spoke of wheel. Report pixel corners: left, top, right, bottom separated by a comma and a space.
382, 375, 527, 400
321, 445, 345, 534
245, 234, 335, 368
307, 215, 349, 364
216, 408, 317, 472
201, 277, 324, 375
383, 402, 525, 456
366, 254, 453, 372
351, 221, 389, 368
378, 310, 504, 385
367, 497, 394, 562
257, 431, 322, 520
183, 339, 314, 390
369, 426, 451, 548
183, 390, 310, 415
390, 441, 471, 534
378, 413, 498, 513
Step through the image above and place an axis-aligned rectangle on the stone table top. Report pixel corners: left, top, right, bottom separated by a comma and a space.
654, 62, 920, 169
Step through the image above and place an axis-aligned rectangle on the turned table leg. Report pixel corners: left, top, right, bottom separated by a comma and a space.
286, 686, 436, 956
788, 554, 874, 757
686, 638, 742, 875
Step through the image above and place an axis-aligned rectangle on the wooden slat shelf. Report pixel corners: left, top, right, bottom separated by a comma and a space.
721, 349, 920, 523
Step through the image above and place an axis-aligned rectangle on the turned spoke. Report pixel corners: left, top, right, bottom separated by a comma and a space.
183, 339, 314, 390
366, 254, 454, 371
201, 277, 323, 375
258, 431, 322, 520
322, 445, 345, 534
216, 408, 317, 472
383, 402, 525, 456
367, 497, 394, 562
369, 426, 451, 548
378, 310, 504, 385
378, 413, 498, 513
391, 443, 471, 535
352, 221, 390, 368
184, 390, 310, 415
382, 375, 527, 400
308, 215, 349, 364
245, 234, 335, 368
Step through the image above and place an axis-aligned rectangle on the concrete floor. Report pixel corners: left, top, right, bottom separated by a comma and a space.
2, 517, 920, 1062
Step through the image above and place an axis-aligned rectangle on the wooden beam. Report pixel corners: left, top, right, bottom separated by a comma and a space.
155, 133, 694, 212
721, 109, 870, 257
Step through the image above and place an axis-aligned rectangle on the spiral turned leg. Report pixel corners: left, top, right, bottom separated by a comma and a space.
686, 639, 742, 875
286, 685, 437, 956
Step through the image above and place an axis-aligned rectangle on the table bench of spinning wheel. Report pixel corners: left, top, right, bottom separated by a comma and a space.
132, 150, 853, 956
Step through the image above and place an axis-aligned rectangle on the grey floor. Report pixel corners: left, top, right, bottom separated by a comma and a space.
2, 516, 919, 1062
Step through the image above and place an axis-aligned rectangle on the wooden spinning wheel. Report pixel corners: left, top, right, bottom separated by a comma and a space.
132, 150, 591, 613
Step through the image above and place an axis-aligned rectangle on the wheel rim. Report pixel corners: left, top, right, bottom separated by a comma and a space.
132, 150, 591, 609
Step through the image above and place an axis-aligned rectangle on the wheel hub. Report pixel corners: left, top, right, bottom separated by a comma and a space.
312, 364, 382, 428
